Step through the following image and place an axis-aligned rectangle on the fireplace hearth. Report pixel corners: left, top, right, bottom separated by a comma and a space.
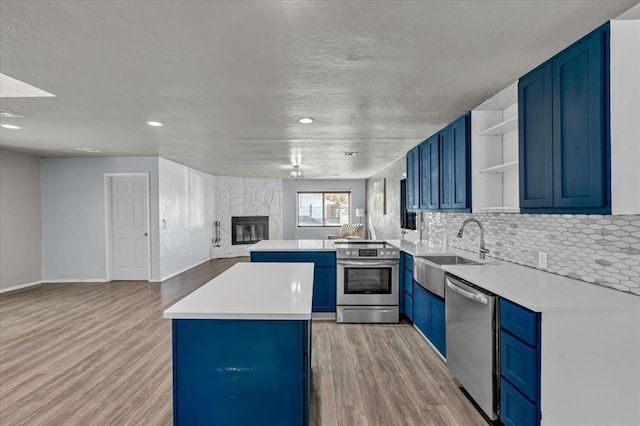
231, 216, 269, 245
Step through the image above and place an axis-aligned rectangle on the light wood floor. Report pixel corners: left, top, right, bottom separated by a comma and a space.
0, 258, 487, 426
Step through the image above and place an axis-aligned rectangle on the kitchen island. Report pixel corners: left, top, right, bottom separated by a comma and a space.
164, 262, 314, 426
250, 240, 337, 317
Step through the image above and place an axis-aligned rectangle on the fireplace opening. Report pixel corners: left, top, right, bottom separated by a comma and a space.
231, 216, 269, 245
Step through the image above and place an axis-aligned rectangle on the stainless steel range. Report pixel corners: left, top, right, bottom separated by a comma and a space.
334, 241, 399, 323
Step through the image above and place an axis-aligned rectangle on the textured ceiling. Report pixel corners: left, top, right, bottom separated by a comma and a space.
0, 1, 637, 179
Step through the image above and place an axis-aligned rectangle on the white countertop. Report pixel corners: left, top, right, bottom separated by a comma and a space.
163, 262, 314, 320
250, 239, 336, 251
386, 239, 640, 313
442, 262, 640, 313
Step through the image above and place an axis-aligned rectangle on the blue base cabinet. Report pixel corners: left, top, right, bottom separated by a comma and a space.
400, 252, 414, 321
172, 319, 310, 426
499, 299, 541, 426
413, 284, 429, 334
251, 251, 336, 312
427, 291, 446, 356
399, 252, 406, 314
519, 23, 610, 214
413, 284, 446, 357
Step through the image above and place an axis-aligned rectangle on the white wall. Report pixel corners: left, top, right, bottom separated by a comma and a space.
0, 150, 42, 291
211, 176, 283, 258
41, 157, 161, 281
365, 158, 405, 241
158, 158, 215, 280
282, 179, 367, 239
611, 19, 640, 214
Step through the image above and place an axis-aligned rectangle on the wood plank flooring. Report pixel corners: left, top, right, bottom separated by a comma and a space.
0, 257, 487, 426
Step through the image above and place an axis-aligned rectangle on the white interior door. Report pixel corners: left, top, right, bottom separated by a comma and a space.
110, 175, 149, 281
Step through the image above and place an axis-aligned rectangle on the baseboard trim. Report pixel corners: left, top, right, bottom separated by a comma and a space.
0, 280, 44, 294
159, 258, 211, 282
44, 278, 108, 283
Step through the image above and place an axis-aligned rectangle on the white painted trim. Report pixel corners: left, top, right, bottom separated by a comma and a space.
44, 278, 108, 283
0, 280, 43, 293
159, 257, 211, 282
104, 173, 152, 282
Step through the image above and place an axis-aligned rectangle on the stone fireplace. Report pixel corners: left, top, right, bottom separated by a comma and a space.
231, 216, 269, 245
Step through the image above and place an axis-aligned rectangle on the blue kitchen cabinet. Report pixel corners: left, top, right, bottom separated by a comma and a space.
440, 114, 471, 211
413, 112, 470, 212
413, 283, 429, 335
413, 283, 446, 357
519, 23, 610, 214
426, 291, 446, 357
419, 134, 440, 210
500, 378, 538, 426
251, 251, 336, 312
519, 62, 553, 209
401, 252, 414, 322
499, 299, 541, 426
172, 318, 310, 426
406, 146, 421, 211
399, 252, 405, 314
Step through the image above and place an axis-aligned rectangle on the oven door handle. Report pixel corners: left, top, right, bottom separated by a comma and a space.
337, 260, 398, 267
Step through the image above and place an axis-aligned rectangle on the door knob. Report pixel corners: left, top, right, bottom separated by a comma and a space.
144, 232, 148, 236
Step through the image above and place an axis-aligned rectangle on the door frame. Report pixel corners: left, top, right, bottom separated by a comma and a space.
104, 173, 152, 282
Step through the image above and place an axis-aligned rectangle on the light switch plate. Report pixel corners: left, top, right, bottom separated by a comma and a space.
538, 251, 548, 270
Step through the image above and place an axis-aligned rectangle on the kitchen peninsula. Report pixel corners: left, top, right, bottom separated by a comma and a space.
164, 262, 314, 426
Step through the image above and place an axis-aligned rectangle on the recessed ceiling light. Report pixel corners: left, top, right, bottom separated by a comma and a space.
76, 147, 102, 153
344, 152, 358, 156
0, 124, 21, 130
297, 117, 314, 124
146, 121, 163, 127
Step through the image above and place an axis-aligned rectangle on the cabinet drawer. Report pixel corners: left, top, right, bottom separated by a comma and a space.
501, 332, 538, 401
405, 292, 414, 322
403, 253, 413, 271
500, 378, 539, 426
500, 299, 538, 346
252, 251, 335, 267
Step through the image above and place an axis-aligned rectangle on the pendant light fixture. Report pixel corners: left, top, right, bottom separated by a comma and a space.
289, 165, 304, 179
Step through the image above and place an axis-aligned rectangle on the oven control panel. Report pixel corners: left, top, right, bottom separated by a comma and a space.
337, 247, 399, 259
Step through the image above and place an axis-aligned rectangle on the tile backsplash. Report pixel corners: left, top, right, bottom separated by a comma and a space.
423, 212, 640, 296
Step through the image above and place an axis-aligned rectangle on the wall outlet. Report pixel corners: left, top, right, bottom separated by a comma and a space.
538, 251, 548, 270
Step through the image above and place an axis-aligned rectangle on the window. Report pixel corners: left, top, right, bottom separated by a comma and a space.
297, 192, 351, 227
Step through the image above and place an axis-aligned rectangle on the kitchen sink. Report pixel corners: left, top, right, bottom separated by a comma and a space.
420, 255, 481, 266
413, 255, 481, 298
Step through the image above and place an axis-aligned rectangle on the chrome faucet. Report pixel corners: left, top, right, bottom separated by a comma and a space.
457, 218, 490, 260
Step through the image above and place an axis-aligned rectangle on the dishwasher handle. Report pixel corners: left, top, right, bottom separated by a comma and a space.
446, 278, 488, 304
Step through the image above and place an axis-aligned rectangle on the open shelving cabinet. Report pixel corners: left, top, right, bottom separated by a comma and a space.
471, 102, 520, 213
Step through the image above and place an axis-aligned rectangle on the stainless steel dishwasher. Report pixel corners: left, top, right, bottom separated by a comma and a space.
445, 273, 498, 421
